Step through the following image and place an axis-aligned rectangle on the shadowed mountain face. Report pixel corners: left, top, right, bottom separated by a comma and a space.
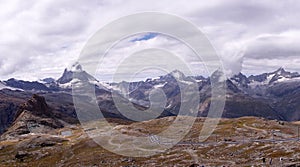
1, 94, 64, 138
0, 90, 80, 136
267, 82, 300, 121
15, 94, 53, 118
0, 90, 30, 134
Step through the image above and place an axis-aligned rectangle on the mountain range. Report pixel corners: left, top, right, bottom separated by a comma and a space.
1, 63, 300, 135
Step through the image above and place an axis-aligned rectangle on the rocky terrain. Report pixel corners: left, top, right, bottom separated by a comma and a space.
0, 115, 300, 166
1, 94, 65, 139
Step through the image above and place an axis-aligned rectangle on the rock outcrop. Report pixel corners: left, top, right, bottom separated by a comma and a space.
2, 94, 64, 139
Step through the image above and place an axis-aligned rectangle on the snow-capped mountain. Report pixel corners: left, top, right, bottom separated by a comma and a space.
0, 81, 22, 91
40, 62, 109, 91
57, 62, 99, 89
230, 72, 250, 88
1, 65, 299, 95
1, 66, 300, 123
248, 67, 300, 86
0, 62, 110, 92
228, 68, 300, 97
109, 70, 200, 112
3, 78, 51, 91
40, 78, 56, 85
111, 70, 198, 96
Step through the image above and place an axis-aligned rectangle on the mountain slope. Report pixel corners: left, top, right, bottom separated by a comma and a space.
0, 89, 31, 134
1, 94, 64, 139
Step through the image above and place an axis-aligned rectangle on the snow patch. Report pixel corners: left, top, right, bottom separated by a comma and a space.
154, 82, 167, 88
0, 82, 23, 91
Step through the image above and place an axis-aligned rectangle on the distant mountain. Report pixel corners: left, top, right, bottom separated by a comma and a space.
248, 67, 300, 86
56, 62, 109, 91
57, 62, 97, 84
110, 70, 197, 109
4, 78, 51, 91
230, 72, 250, 88
40, 78, 56, 84
109, 68, 300, 121
1, 65, 300, 134
0, 81, 21, 91
0, 62, 110, 92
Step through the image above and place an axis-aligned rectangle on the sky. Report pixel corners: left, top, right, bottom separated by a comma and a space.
0, 0, 300, 81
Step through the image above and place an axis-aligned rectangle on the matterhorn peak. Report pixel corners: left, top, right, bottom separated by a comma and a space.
69, 62, 83, 72
57, 62, 101, 86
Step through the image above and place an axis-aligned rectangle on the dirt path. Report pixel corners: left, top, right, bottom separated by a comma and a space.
243, 123, 267, 134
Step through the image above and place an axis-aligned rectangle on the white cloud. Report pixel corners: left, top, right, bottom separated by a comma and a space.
0, 0, 299, 81
95, 33, 208, 81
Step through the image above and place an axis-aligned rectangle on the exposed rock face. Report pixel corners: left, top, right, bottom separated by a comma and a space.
2, 94, 64, 138
0, 90, 29, 134
15, 94, 53, 119
0, 102, 19, 134
0, 90, 79, 136
231, 72, 250, 89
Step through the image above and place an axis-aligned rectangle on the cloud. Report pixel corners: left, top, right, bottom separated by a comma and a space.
0, 0, 299, 80
244, 30, 300, 59
186, 0, 300, 75
95, 33, 208, 81
0, 0, 95, 80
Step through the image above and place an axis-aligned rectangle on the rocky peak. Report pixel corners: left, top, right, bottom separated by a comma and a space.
274, 67, 285, 74
70, 62, 83, 72
41, 78, 55, 84
57, 62, 82, 84
274, 67, 300, 77
17, 94, 52, 118
248, 68, 300, 85
230, 72, 250, 88
2, 94, 64, 138
159, 70, 188, 82
57, 69, 74, 84
231, 72, 248, 81
269, 68, 300, 84
57, 62, 98, 85
271, 67, 291, 78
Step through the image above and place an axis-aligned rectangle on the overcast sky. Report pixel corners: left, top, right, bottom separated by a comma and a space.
0, 0, 300, 81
